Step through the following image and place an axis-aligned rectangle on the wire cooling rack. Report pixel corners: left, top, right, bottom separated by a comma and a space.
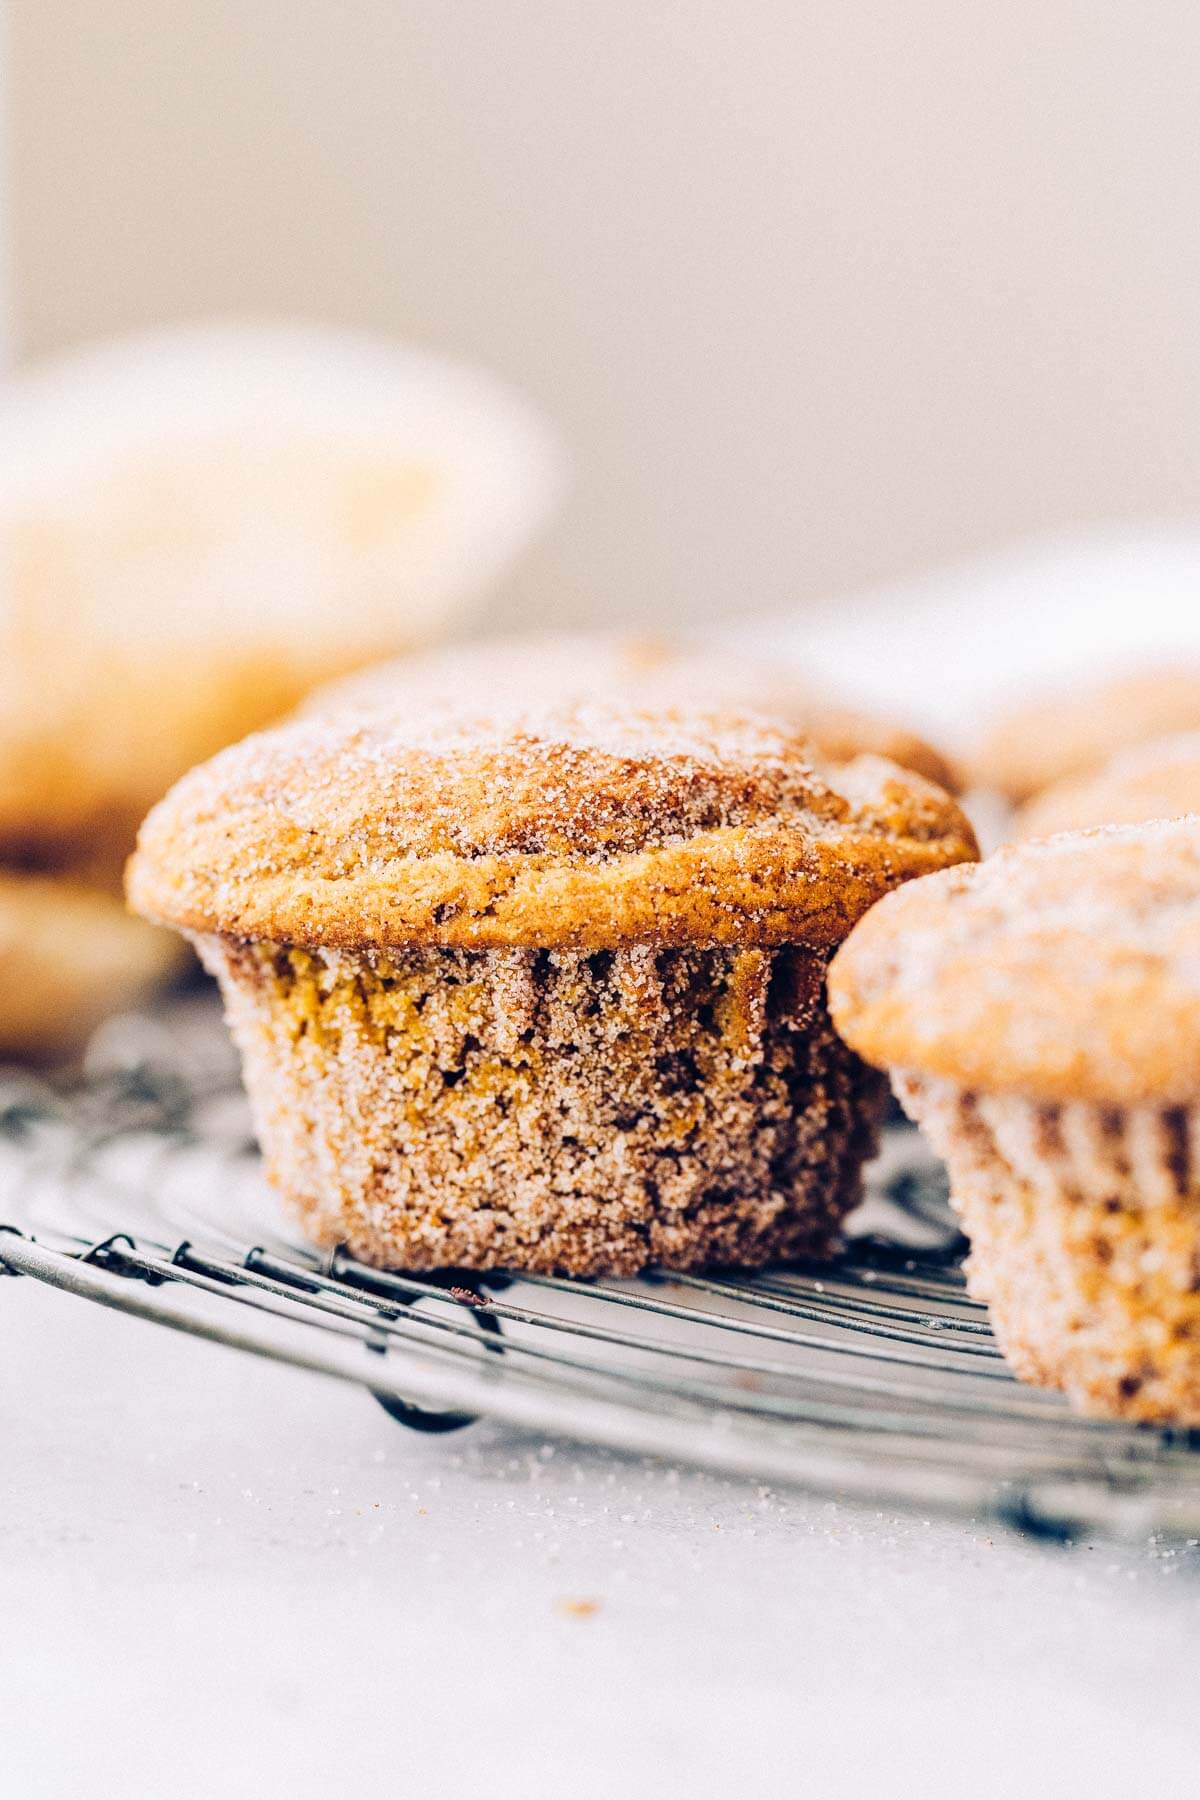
4, 995, 1200, 1546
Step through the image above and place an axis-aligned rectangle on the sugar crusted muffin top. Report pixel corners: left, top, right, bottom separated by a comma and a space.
128, 698, 976, 952
829, 815, 1200, 1104
305, 631, 959, 792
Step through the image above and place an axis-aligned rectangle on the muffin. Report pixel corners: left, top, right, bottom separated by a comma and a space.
829, 818, 1200, 1421
0, 872, 183, 1061
0, 321, 560, 883
971, 664, 1200, 802
1014, 733, 1200, 842
128, 699, 977, 1276
305, 631, 959, 792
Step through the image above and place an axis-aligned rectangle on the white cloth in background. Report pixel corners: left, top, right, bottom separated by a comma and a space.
730, 524, 1200, 744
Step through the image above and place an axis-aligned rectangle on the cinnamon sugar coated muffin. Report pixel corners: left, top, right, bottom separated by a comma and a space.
828, 818, 1200, 1421
1014, 733, 1200, 841
128, 699, 976, 1276
306, 631, 959, 792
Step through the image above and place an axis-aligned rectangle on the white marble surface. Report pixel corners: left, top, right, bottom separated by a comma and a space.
4, 1267, 1198, 1800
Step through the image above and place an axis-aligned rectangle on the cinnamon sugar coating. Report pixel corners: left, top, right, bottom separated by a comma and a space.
200, 937, 885, 1276
971, 665, 1200, 802
304, 632, 959, 792
1014, 732, 1200, 841
829, 817, 1200, 1106
129, 700, 976, 953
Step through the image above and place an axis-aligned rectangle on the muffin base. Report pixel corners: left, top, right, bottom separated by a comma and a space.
896, 1071, 1200, 1422
199, 937, 885, 1277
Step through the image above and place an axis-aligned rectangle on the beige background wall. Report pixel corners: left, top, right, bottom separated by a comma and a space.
10, 2, 1200, 629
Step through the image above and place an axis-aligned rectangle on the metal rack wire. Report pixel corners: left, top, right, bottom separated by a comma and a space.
5, 996, 1200, 1544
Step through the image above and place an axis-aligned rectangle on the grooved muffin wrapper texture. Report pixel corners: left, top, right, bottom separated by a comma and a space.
895, 1071, 1200, 1421
198, 935, 886, 1278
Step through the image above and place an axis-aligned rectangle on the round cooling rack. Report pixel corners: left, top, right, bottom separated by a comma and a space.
4, 996, 1200, 1546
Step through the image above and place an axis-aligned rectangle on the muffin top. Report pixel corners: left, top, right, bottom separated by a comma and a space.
829, 816, 1200, 1105
1015, 733, 1200, 842
128, 698, 977, 953
971, 665, 1200, 801
305, 631, 959, 792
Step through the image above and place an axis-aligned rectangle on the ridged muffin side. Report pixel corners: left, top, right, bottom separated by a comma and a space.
199, 937, 885, 1276
895, 1072, 1200, 1422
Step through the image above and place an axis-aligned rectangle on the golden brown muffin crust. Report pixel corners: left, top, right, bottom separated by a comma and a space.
829, 816, 1200, 1105
129, 700, 977, 952
305, 631, 960, 793
1013, 732, 1200, 841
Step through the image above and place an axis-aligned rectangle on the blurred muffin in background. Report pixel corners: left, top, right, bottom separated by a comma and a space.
305, 630, 958, 791
0, 321, 561, 884
0, 322, 560, 1057
1014, 733, 1200, 841
970, 665, 1200, 802
0, 874, 183, 1061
